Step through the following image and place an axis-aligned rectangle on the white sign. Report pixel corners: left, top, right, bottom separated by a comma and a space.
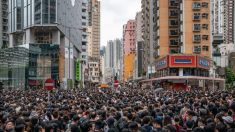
65, 48, 73, 59
148, 66, 156, 74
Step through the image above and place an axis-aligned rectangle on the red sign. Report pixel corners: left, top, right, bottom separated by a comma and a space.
114, 80, 119, 88
44, 79, 54, 91
169, 55, 197, 68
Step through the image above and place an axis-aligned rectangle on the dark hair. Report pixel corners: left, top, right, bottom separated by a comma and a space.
204, 123, 215, 132
193, 127, 204, 132
142, 116, 151, 125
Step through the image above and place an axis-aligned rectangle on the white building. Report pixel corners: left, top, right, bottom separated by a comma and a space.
88, 61, 100, 83
104, 39, 122, 82
218, 43, 235, 67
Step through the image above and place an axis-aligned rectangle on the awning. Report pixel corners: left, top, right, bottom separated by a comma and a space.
141, 76, 225, 83
29, 80, 40, 86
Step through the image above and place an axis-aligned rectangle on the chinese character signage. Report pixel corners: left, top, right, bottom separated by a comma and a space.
76, 60, 80, 81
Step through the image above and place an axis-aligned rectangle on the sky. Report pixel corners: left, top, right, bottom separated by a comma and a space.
100, 0, 141, 47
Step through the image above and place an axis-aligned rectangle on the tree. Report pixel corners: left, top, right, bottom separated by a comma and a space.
225, 67, 235, 86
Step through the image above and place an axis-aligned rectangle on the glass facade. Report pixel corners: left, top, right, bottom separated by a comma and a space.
0, 44, 59, 89
34, 0, 57, 24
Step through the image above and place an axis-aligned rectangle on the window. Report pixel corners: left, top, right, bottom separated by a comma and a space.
170, 48, 180, 54
169, 10, 178, 17
202, 35, 209, 40
193, 35, 201, 42
169, 30, 178, 36
170, 39, 179, 46
202, 2, 208, 8
202, 46, 209, 51
202, 24, 208, 30
192, 2, 201, 9
193, 24, 201, 31
193, 46, 201, 53
169, 20, 178, 26
193, 13, 201, 20
169, 0, 178, 7
202, 13, 208, 19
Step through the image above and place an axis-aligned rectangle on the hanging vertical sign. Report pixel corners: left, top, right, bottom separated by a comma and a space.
76, 60, 80, 81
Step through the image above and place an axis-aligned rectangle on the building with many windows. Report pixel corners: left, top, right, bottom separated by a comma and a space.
0, 0, 9, 48
0, 0, 83, 89
141, 0, 225, 90
104, 39, 122, 82
87, 0, 100, 59
123, 20, 136, 81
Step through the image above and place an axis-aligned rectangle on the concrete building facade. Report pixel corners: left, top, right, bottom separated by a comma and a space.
6, 0, 82, 89
134, 12, 144, 80
104, 39, 122, 82
123, 20, 136, 81
141, 0, 224, 90
224, 0, 235, 44
88, 0, 100, 59
0, 0, 9, 48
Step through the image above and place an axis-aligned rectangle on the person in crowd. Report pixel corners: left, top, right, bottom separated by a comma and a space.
0, 87, 235, 132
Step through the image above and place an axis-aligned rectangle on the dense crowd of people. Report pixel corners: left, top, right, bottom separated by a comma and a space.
0, 87, 235, 132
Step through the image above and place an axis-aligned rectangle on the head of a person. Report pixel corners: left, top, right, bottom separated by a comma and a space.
128, 122, 138, 131
204, 123, 216, 132
186, 120, 194, 130
95, 119, 105, 131
4, 120, 15, 132
142, 116, 151, 125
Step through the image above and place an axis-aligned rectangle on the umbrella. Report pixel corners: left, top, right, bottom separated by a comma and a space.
154, 88, 164, 93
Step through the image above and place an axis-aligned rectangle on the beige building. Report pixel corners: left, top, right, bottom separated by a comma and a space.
88, 0, 100, 59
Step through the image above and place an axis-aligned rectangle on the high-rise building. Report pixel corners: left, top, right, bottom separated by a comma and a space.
211, 0, 224, 35
81, 0, 89, 64
87, 0, 100, 59
0, 0, 9, 48
224, 0, 235, 44
0, 0, 82, 89
123, 20, 136, 81
134, 12, 144, 80
104, 39, 122, 82
141, 0, 151, 76
141, 0, 224, 90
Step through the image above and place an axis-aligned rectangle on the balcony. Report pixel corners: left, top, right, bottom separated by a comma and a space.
193, 24, 201, 32
169, 0, 179, 7
193, 35, 201, 42
169, 10, 178, 18
169, 39, 179, 46
192, 2, 201, 10
193, 13, 201, 21
169, 20, 179, 27
169, 30, 179, 36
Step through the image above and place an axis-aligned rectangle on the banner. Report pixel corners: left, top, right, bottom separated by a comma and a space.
76, 60, 80, 81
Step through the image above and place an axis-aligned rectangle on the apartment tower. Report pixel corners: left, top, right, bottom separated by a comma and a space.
224, 0, 234, 44
151, 0, 216, 90
88, 0, 100, 59
123, 20, 136, 81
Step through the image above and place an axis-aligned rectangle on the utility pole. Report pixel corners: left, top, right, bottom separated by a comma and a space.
69, 27, 71, 81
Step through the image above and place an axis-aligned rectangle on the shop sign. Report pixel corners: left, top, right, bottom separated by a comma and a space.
197, 56, 210, 69
169, 55, 197, 67
156, 57, 168, 70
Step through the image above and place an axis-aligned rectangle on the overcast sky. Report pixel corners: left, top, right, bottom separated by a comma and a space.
100, 0, 141, 47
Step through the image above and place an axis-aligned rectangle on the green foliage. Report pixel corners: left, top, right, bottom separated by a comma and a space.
225, 67, 235, 85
